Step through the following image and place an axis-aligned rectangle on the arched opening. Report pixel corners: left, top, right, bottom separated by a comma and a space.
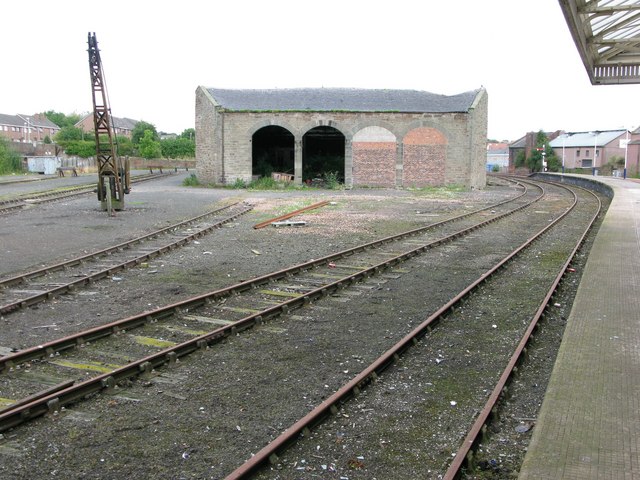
302, 126, 345, 183
252, 126, 295, 178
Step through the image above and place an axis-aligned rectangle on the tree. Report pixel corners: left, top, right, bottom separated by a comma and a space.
139, 130, 162, 160
116, 136, 135, 157
180, 128, 195, 140
525, 130, 557, 172
0, 136, 22, 174
132, 121, 159, 145
160, 137, 195, 158
44, 111, 82, 128
54, 126, 85, 149
64, 140, 96, 158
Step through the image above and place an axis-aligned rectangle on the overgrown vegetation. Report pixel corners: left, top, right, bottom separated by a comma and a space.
47, 111, 194, 160
600, 155, 626, 176
323, 171, 341, 189
0, 136, 22, 174
514, 130, 560, 172
182, 174, 200, 187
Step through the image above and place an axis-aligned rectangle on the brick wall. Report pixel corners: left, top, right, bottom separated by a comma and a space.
402, 127, 447, 187
352, 142, 396, 186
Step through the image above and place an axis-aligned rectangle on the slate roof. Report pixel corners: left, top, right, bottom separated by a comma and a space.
206, 87, 481, 113
509, 136, 527, 148
0, 113, 60, 129
0, 113, 23, 126
549, 130, 627, 148
17, 114, 59, 129
77, 114, 139, 131
112, 117, 138, 130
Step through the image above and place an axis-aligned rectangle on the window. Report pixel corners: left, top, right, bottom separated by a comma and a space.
595, 149, 599, 157
586, 149, 590, 157
576, 149, 580, 156
582, 158, 593, 168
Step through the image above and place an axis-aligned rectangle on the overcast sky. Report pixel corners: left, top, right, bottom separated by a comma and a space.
4, 0, 639, 141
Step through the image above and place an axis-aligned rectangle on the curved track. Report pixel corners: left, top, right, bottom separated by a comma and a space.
0, 177, 604, 478
224, 179, 603, 479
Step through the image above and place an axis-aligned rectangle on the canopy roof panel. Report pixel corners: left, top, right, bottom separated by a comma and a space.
559, 0, 640, 84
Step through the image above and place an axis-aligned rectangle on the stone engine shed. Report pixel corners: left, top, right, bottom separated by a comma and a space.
195, 87, 488, 188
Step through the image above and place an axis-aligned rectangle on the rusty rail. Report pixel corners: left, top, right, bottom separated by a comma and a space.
0, 181, 539, 373
253, 200, 330, 229
0, 180, 545, 433
225, 181, 586, 479
0, 203, 252, 314
443, 183, 602, 479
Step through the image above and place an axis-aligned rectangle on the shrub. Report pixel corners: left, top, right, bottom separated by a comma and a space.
248, 176, 278, 190
323, 171, 341, 189
182, 173, 200, 186
231, 177, 247, 189
0, 137, 22, 174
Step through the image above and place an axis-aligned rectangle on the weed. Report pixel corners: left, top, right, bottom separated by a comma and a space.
323, 171, 342, 190
182, 173, 200, 186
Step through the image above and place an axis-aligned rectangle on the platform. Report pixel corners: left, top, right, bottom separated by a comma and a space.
519, 175, 640, 479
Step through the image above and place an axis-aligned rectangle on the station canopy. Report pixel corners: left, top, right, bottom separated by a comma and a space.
559, 0, 640, 84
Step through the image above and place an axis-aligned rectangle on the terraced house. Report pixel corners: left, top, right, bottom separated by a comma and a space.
195, 87, 488, 188
0, 113, 60, 143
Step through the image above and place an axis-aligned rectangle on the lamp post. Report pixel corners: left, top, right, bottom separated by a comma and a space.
591, 131, 599, 176
624, 129, 629, 180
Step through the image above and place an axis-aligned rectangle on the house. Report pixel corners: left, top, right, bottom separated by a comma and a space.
625, 127, 640, 176
486, 142, 509, 172
0, 113, 61, 143
75, 114, 139, 138
195, 87, 488, 188
549, 130, 628, 172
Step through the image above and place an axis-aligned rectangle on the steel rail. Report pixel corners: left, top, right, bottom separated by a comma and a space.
443, 183, 602, 479
253, 200, 330, 229
0, 201, 242, 289
0, 172, 171, 214
0, 180, 552, 433
224, 182, 586, 479
0, 180, 541, 372
0, 203, 253, 314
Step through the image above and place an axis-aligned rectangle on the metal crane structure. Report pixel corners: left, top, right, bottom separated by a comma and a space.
87, 32, 130, 213
559, 0, 640, 85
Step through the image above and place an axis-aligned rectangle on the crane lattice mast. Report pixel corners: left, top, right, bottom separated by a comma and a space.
87, 32, 129, 212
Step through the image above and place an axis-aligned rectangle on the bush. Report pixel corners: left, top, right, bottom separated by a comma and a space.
182, 173, 200, 186
0, 137, 22, 174
323, 171, 341, 189
231, 177, 247, 189
248, 176, 278, 190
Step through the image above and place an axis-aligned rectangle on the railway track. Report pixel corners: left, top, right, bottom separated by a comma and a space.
0, 178, 604, 478
0, 172, 171, 214
227, 180, 603, 479
0, 177, 566, 435
0, 201, 253, 315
